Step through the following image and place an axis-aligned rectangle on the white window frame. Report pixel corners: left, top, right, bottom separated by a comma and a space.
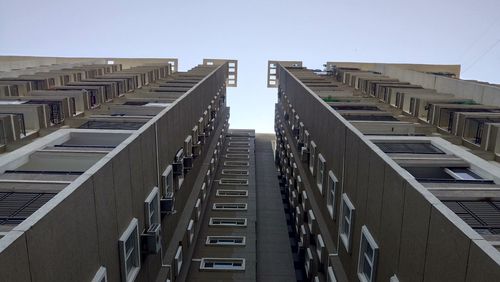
216, 189, 248, 197
357, 226, 379, 282
222, 169, 249, 176
225, 153, 250, 159
340, 193, 355, 252
187, 219, 195, 245
327, 171, 338, 220
118, 218, 140, 282
227, 147, 250, 153
209, 217, 247, 227
316, 153, 326, 195
201, 182, 207, 201
224, 160, 249, 167
205, 236, 246, 246
327, 266, 337, 282
161, 165, 174, 196
91, 266, 107, 282
309, 141, 317, 175
174, 245, 183, 276
199, 258, 246, 271
212, 203, 248, 211
195, 198, 201, 221
219, 178, 249, 186
145, 187, 160, 227
184, 135, 193, 157
228, 141, 250, 147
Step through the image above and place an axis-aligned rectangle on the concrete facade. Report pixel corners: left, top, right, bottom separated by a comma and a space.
271, 61, 500, 282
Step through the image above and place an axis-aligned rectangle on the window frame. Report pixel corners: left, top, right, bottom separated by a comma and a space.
357, 225, 379, 282
209, 217, 247, 227
340, 193, 355, 252
309, 141, 317, 175
144, 187, 161, 227
219, 178, 249, 186
199, 258, 246, 271
205, 236, 246, 246
212, 203, 248, 211
316, 153, 326, 195
118, 218, 141, 282
91, 266, 107, 282
327, 171, 338, 220
216, 189, 248, 197
161, 165, 174, 196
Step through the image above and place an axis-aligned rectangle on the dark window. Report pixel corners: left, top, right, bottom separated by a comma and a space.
79, 121, 144, 130
375, 142, 444, 154
344, 115, 398, 121
0, 192, 56, 225
443, 200, 500, 235
404, 167, 492, 183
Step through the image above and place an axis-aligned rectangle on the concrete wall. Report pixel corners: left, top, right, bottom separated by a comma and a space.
276, 64, 500, 281
0, 64, 229, 281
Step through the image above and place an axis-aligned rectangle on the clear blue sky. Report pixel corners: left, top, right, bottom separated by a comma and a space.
1, 0, 499, 132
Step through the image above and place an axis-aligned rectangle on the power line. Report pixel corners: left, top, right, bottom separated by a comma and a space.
462, 38, 500, 74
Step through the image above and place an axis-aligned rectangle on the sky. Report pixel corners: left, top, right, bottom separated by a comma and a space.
0, 0, 499, 133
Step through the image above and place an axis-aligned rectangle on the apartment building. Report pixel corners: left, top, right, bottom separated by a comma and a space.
269, 60, 500, 281
0, 56, 251, 282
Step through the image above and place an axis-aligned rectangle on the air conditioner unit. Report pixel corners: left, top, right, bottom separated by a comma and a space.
183, 156, 193, 171
160, 192, 175, 214
141, 224, 161, 254
301, 147, 309, 163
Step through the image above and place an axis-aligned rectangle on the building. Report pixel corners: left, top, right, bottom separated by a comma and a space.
269, 60, 500, 281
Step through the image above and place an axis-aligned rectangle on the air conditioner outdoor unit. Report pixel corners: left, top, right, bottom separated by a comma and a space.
198, 133, 206, 145
141, 223, 161, 254
160, 192, 175, 214
301, 147, 309, 162
183, 156, 193, 171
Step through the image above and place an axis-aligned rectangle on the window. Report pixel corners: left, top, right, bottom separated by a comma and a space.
184, 135, 193, 157
224, 161, 249, 167
358, 226, 379, 282
219, 178, 249, 186
205, 169, 212, 187
200, 258, 245, 271
205, 236, 246, 246
327, 171, 338, 219
174, 246, 183, 276
375, 142, 444, 154
445, 167, 483, 181
145, 187, 160, 227
209, 217, 247, 227
91, 267, 107, 282
316, 154, 326, 194
161, 165, 174, 196
225, 153, 249, 159
195, 198, 201, 221
213, 203, 248, 211
216, 189, 248, 197
327, 266, 337, 282
118, 218, 140, 282
222, 169, 249, 176
187, 219, 195, 245
309, 141, 317, 175
201, 183, 207, 201
228, 141, 250, 147
305, 248, 314, 278
340, 193, 355, 252
227, 147, 250, 153
316, 234, 326, 264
